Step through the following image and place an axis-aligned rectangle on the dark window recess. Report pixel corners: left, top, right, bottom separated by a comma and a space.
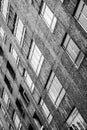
15, 98, 25, 119
33, 112, 43, 127
4, 75, 13, 94
0, 87, 4, 98
19, 85, 30, 107
38, 0, 43, 14
44, 69, 52, 89
28, 124, 34, 130
7, 5, 17, 34
6, 61, 15, 80
0, 0, 2, 11
11, 109, 15, 120
0, 46, 3, 56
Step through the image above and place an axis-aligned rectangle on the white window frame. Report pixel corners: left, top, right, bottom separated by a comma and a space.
13, 112, 21, 129
0, 27, 4, 38
63, 34, 84, 68
15, 18, 25, 47
3, 89, 9, 106
24, 70, 35, 93
47, 72, 66, 108
41, 2, 57, 32
75, 0, 87, 32
40, 99, 53, 123
67, 108, 87, 130
29, 41, 44, 76
1, 0, 9, 20
11, 46, 19, 64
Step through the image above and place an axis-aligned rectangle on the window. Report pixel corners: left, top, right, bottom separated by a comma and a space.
16, 98, 25, 119
3, 89, 9, 106
58, 94, 74, 120
40, 99, 53, 123
29, 41, 44, 76
41, 2, 57, 32
24, 70, 35, 93
2, 0, 8, 19
75, 0, 87, 32
10, 45, 19, 64
7, 5, 17, 34
15, 18, 25, 47
13, 112, 21, 129
7, 61, 16, 80
1, 105, 6, 116
4, 75, 13, 94
67, 108, 87, 130
19, 85, 30, 107
18, 60, 25, 76
63, 34, 84, 68
47, 72, 66, 108
0, 27, 4, 38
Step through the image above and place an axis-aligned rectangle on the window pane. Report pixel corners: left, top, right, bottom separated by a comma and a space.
41, 102, 50, 118
75, 0, 84, 19
25, 71, 32, 89
48, 76, 62, 103
14, 114, 20, 129
0, 27, 4, 38
16, 19, 24, 45
67, 39, 80, 62
12, 48, 18, 62
63, 34, 70, 48
79, 14, 87, 32
75, 52, 84, 67
3, 90, 9, 106
51, 16, 57, 32
2, 0, 8, 19
56, 88, 66, 108
43, 5, 53, 27
82, 5, 87, 18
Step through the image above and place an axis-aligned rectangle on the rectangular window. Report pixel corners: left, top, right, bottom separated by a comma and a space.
16, 98, 25, 119
10, 45, 19, 64
75, 0, 87, 32
19, 85, 30, 107
2, 0, 8, 19
6, 61, 16, 80
47, 72, 66, 108
3, 89, 9, 107
58, 94, 74, 119
41, 2, 57, 32
18, 60, 25, 76
24, 70, 35, 93
15, 18, 25, 47
67, 108, 87, 130
40, 99, 53, 123
7, 5, 17, 34
4, 75, 13, 94
29, 41, 44, 76
63, 34, 84, 68
0, 27, 4, 38
13, 112, 21, 129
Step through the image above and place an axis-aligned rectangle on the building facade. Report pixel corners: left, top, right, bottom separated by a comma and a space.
0, 0, 87, 130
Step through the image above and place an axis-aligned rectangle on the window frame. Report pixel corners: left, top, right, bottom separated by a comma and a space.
62, 34, 84, 68
40, 99, 53, 124
41, 2, 57, 32
47, 72, 66, 108
14, 18, 26, 47
75, 0, 87, 33
1, 0, 9, 20
24, 70, 35, 93
3, 89, 9, 107
29, 40, 44, 76
10, 45, 19, 64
